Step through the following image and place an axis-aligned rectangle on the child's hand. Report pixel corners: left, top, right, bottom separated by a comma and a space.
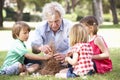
65, 57, 69, 62
66, 52, 73, 57
44, 54, 53, 60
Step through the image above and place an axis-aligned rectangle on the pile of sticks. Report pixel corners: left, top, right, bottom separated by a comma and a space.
39, 41, 65, 75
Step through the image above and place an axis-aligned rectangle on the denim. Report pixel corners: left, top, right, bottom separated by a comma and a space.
0, 62, 20, 75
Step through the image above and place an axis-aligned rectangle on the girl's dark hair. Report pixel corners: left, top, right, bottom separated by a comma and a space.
80, 16, 99, 34
12, 21, 31, 39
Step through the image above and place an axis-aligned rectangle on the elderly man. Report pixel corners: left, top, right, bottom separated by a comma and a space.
24, 2, 73, 65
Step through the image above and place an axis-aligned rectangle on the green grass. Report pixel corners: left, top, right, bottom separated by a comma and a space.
100, 24, 120, 29
0, 48, 120, 80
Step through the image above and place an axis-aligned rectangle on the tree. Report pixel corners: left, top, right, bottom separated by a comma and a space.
23, 0, 61, 11
65, 0, 71, 14
92, 0, 103, 24
109, 0, 118, 24
16, 0, 25, 21
0, 0, 4, 28
65, 0, 80, 14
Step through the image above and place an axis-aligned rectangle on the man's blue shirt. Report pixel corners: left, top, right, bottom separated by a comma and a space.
31, 19, 73, 54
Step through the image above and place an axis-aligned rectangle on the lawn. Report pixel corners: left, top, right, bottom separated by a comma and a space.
0, 24, 120, 80
0, 48, 120, 80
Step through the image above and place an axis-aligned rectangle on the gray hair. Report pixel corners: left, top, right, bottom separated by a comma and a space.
42, 2, 65, 20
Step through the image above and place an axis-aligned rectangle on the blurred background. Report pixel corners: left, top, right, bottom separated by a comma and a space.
0, 0, 120, 51
0, 0, 120, 29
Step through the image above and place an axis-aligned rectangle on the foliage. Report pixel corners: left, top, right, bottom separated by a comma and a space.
30, 15, 42, 22
103, 13, 120, 22
0, 48, 120, 80
103, 14, 113, 22
75, 1, 92, 17
2, 9, 6, 18
102, 0, 110, 13
23, 0, 62, 11
2, 0, 120, 23
64, 13, 77, 22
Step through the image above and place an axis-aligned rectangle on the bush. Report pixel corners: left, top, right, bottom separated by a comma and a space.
103, 14, 113, 22
64, 13, 77, 22
23, 13, 30, 21
30, 15, 42, 22
76, 16, 83, 21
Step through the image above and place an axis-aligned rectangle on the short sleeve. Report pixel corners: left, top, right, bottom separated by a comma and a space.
71, 43, 82, 53
12, 40, 28, 57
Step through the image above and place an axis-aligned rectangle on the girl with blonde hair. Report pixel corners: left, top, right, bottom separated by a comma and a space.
55, 23, 94, 78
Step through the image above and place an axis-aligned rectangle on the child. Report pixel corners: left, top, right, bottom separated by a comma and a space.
55, 23, 94, 78
80, 16, 112, 74
0, 21, 52, 75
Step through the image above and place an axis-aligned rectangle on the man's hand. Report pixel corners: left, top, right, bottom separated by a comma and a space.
39, 45, 52, 54
53, 53, 65, 62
